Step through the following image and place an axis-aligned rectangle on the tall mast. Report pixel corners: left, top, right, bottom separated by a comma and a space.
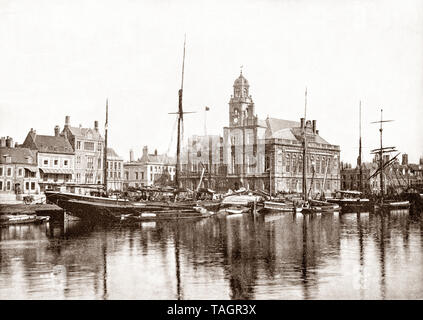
359, 101, 363, 193
371, 109, 394, 204
175, 36, 186, 189
302, 87, 308, 202
103, 98, 108, 196
379, 109, 384, 203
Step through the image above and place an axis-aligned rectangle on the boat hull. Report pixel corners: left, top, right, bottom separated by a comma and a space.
56, 199, 208, 222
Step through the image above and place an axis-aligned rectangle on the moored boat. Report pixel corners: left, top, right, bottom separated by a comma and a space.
58, 198, 208, 222
374, 200, 410, 212
0, 214, 38, 225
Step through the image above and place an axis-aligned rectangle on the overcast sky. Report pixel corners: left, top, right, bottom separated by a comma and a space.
0, 0, 422, 164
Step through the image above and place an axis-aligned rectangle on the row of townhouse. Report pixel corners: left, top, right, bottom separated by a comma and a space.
0, 117, 125, 203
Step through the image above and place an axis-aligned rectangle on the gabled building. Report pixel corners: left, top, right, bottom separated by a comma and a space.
61, 116, 104, 187
0, 136, 40, 203
21, 128, 74, 192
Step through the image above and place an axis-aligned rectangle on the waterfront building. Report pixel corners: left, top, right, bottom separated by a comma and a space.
340, 162, 377, 193
123, 146, 175, 189
0, 137, 40, 203
107, 148, 124, 191
220, 72, 341, 194
179, 134, 226, 191
61, 116, 104, 189
22, 129, 74, 192
340, 153, 423, 195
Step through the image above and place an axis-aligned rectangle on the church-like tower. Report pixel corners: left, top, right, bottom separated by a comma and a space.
223, 71, 267, 190
228, 71, 256, 127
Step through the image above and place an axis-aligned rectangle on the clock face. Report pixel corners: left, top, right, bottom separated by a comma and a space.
233, 117, 238, 124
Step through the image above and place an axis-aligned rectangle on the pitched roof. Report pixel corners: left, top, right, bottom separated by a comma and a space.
140, 153, 175, 165
0, 147, 37, 165
107, 147, 122, 160
272, 128, 298, 140
265, 118, 300, 139
33, 135, 74, 154
67, 126, 103, 140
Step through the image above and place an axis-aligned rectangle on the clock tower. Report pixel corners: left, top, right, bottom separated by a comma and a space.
229, 71, 255, 126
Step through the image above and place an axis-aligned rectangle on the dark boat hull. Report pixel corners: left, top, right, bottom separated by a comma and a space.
56, 199, 208, 222
46, 191, 208, 212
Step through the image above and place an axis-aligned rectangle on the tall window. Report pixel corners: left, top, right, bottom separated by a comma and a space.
77, 141, 81, 149
6, 181, 11, 190
0, 181, 3, 190
0, 167, 3, 176
7, 168, 12, 176
316, 157, 320, 173
97, 143, 102, 151
286, 154, 290, 173
87, 156, 93, 169
98, 157, 101, 169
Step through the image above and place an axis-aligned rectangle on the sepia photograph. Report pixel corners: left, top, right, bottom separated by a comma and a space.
0, 0, 422, 307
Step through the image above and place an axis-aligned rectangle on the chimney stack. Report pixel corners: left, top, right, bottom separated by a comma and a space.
54, 125, 60, 137
14, 142, 19, 148
5, 137, 13, 148
0, 137, 6, 147
312, 120, 317, 134
65, 116, 70, 128
402, 153, 408, 165
383, 154, 390, 164
130, 149, 134, 162
143, 146, 148, 158
94, 121, 99, 131
315, 129, 319, 135
154, 149, 158, 156
300, 118, 305, 129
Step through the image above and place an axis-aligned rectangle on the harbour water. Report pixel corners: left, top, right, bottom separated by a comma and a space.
1, 210, 423, 299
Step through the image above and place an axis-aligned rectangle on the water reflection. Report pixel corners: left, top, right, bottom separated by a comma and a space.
1, 210, 423, 299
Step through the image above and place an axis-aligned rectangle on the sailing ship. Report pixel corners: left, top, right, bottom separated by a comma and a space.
371, 109, 410, 212
47, 38, 216, 222
327, 101, 372, 213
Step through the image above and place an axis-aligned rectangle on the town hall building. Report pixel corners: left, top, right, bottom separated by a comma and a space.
180, 71, 341, 195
